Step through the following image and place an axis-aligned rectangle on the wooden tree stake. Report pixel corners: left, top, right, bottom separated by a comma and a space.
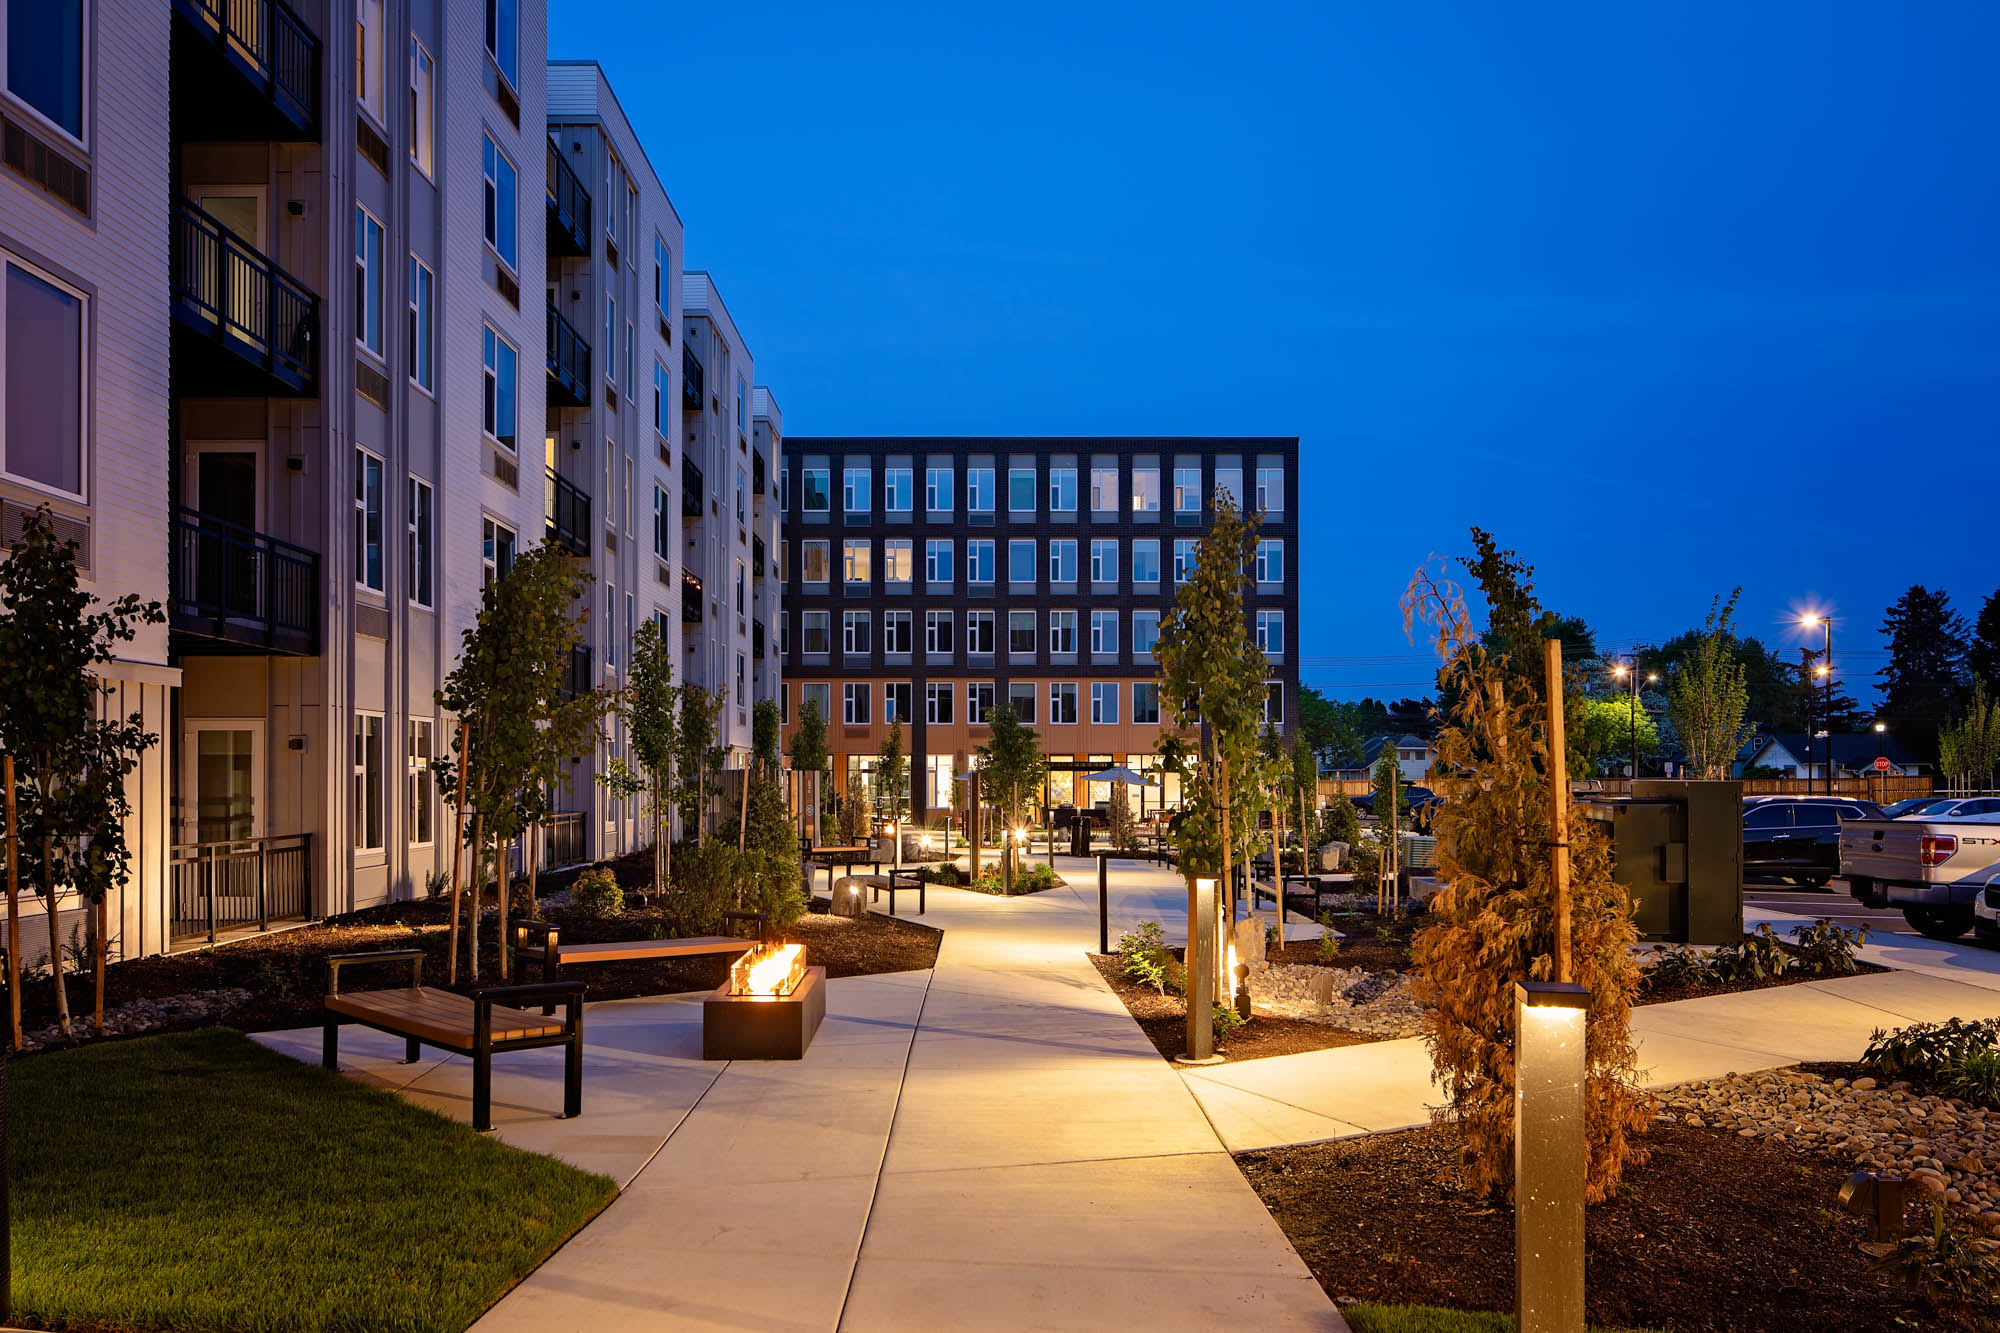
1544, 637, 1574, 985
5, 753, 20, 1050
446, 722, 471, 987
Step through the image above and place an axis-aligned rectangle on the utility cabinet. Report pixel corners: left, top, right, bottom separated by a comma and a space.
1580, 780, 1742, 944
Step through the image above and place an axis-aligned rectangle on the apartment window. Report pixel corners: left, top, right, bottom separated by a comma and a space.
926, 466, 953, 512
843, 610, 871, 654
354, 207, 384, 355
409, 39, 435, 175
482, 325, 517, 451
967, 683, 996, 724
1257, 609, 1284, 655
1090, 468, 1120, 514
1008, 611, 1036, 656
626, 320, 635, 397
1008, 682, 1037, 724
780, 466, 790, 510
357, 0, 386, 123
605, 296, 617, 384
1090, 610, 1117, 654
884, 682, 912, 723
353, 448, 384, 592
1090, 539, 1117, 584
967, 467, 995, 513
1264, 682, 1285, 724
736, 468, 747, 523
1173, 539, 1196, 584
1213, 466, 1242, 506
926, 539, 953, 583
1008, 467, 1036, 513
481, 517, 516, 588
482, 135, 518, 272
0, 256, 86, 498
1131, 466, 1160, 513
1256, 538, 1284, 583
651, 360, 670, 432
801, 681, 831, 720
926, 610, 953, 654
1048, 539, 1077, 584
883, 538, 913, 585
737, 379, 746, 430
653, 485, 669, 558
966, 610, 995, 654
353, 714, 384, 851
803, 467, 830, 512
884, 610, 913, 655
1049, 467, 1077, 512
884, 467, 913, 512
654, 236, 670, 308
1133, 681, 1161, 725
605, 581, 618, 666
801, 610, 830, 654
407, 477, 433, 607
927, 683, 955, 725
843, 539, 871, 585
1132, 539, 1161, 584
1049, 683, 1077, 725
967, 539, 995, 584
736, 653, 747, 709
1048, 610, 1077, 655
406, 718, 435, 845
842, 682, 871, 725
1091, 683, 1119, 725
484, 0, 517, 86
735, 560, 747, 614
1133, 610, 1161, 655
1007, 539, 1035, 584
5, 0, 84, 142
403, 257, 435, 390
1256, 466, 1285, 513
801, 539, 830, 584
779, 682, 790, 723
843, 465, 871, 513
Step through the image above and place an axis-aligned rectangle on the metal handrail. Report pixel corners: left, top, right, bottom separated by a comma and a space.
545, 137, 591, 253
681, 572, 704, 623
545, 467, 591, 556
171, 193, 318, 391
169, 832, 312, 943
545, 302, 590, 404
682, 345, 705, 410
175, 0, 321, 136
171, 505, 319, 651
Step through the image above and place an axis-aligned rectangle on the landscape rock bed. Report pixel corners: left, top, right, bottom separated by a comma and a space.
1249, 961, 1426, 1039
1661, 1064, 2000, 1235
17, 988, 254, 1051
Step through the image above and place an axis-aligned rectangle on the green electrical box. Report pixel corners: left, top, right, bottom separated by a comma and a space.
1580, 780, 1743, 945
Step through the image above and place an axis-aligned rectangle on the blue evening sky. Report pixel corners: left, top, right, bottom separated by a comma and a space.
553, 1, 2000, 701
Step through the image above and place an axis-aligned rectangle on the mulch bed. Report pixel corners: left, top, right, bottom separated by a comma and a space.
1240, 1120, 1990, 1332
1634, 954, 1889, 1005
1088, 953, 1378, 1063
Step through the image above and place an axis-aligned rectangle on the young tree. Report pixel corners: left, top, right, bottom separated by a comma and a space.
873, 716, 908, 824
1938, 682, 2000, 791
1107, 780, 1138, 855
1877, 585, 1971, 762
1576, 696, 1662, 775
1296, 686, 1361, 773
1403, 545, 1648, 1205
624, 618, 679, 890
1319, 790, 1361, 853
1288, 728, 1316, 873
790, 694, 828, 841
1664, 591, 1755, 781
975, 704, 1044, 877
673, 684, 725, 841
0, 509, 164, 1038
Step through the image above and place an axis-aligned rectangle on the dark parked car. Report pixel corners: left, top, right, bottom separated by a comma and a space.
1742, 797, 1885, 887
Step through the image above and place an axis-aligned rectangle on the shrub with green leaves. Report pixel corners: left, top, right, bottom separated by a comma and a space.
1792, 917, 1867, 976
1708, 923, 1791, 983
570, 867, 624, 918
1211, 1003, 1247, 1048
1864, 1017, 2000, 1081
1945, 1047, 2000, 1107
1118, 922, 1176, 994
1870, 1198, 2000, 1309
1643, 945, 1715, 992
1315, 914, 1342, 963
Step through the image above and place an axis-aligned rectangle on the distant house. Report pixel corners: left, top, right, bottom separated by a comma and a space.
1736, 732, 1922, 780
1362, 735, 1435, 784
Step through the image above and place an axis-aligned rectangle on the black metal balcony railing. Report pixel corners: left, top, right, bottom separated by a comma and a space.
682, 345, 705, 411
682, 457, 704, 517
546, 468, 590, 557
752, 534, 766, 577
171, 0, 321, 140
170, 833, 313, 944
546, 137, 591, 257
681, 572, 704, 623
171, 195, 317, 396
545, 302, 590, 407
752, 449, 766, 496
753, 621, 766, 660
170, 506, 319, 655
561, 644, 593, 701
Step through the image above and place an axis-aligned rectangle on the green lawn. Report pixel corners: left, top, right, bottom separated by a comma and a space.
1344, 1305, 1663, 1333
9, 1028, 616, 1332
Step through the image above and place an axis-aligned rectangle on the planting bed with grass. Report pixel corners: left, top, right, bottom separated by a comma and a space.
8, 1029, 615, 1333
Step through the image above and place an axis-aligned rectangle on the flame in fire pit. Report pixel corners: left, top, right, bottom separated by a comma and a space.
733, 943, 806, 996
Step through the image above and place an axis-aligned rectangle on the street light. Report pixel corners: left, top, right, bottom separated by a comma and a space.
1801, 613, 1834, 795
1610, 661, 1659, 783
1874, 721, 1888, 804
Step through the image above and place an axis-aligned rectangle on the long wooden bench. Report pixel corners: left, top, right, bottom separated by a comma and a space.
511, 911, 768, 1010
321, 950, 584, 1132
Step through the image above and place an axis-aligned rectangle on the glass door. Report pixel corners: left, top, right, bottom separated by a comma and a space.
182, 726, 261, 846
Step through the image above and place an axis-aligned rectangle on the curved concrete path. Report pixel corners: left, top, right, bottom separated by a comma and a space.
258, 856, 1344, 1332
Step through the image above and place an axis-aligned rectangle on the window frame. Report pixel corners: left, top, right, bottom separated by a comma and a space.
1091, 681, 1119, 725
802, 467, 830, 512
1048, 609, 1077, 655
1090, 539, 1117, 584
408, 35, 435, 176
2, 0, 88, 147
1049, 682, 1078, 726
1007, 538, 1036, 584
842, 681, 871, 726
407, 475, 433, 607
483, 0, 517, 88
967, 466, 995, 513
882, 537, 914, 585
0, 252, 89, 501
1049, 467, 1077, 512
482, 133, 519, 273
481, 323, 518, 452
884, 466, 913, 513
353, 447, 385, 594
967, 682, 996, 725
1090, 609, 1117, 654
966, 609, 995, 655
354, 205, 385, 358
967, 538, 995, 584
1008, 466, 1036, 513
925, 538, 953, 583
407, 717, 435, 846
353, 711, 385, 853
1256, 538, 1284, 584
800, 610, 830, 655
407, 255, 434, 391
925, 609, 954, 655
926, 466, 953, 513
883, 609, 913, 655
843, 464, 871, 513
842, 537, 872, 585
801, 538, 831, 585
1131, 538, 1160, 584
842, 609, 871, 655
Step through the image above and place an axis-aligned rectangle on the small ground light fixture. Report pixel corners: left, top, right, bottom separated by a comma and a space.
1515, 979, 1589, 1333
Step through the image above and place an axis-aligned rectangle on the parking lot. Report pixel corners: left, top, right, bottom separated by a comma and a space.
1744, 876, 2000, 946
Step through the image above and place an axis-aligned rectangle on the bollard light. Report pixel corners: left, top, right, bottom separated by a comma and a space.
1178, 875, 1221, 1064
1515, 980, 1589, 1333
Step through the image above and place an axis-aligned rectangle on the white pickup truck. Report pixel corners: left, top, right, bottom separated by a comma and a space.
1842, 814, 2000, 940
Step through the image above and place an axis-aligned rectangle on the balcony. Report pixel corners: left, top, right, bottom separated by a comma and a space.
681, 572, 704, 623
171, 195, 317, 397
546, 468, 590, 557
752, 449, 766, 496
682, 457, 704, 517
170, 834, 312, 947
546, 137, 591, 258
545, 302, 590, 407
682, 345, 705, 412
169, 506, 319, 657
170, 0, 320, 142
753, 622, 766, 660
752, 534, 766, 577
561, 644, 593, 701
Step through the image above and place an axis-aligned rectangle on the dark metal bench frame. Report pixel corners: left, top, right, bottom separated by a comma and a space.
320, 949, 585, 1132
511, 911, 768, 1011
868, 871, 926, 917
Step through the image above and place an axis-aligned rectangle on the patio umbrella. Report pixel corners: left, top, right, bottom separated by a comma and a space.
1084, 765, 1152, 785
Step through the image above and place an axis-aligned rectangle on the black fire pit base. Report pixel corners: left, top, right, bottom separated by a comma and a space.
703, 966, 827, 1060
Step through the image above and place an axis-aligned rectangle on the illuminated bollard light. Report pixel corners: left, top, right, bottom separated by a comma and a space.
1515, 979, 1589, 1333
1177, 875, 1221, 1064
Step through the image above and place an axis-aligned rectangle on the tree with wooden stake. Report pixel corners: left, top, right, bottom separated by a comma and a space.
0, 508, 163, 1040
975, 704, 1044, 886
1289, 728, 1316, 882
1401, 542, 1649, 1214
790, 694, 828, 847
620, 617, 679, 892
673, 684, 725, 843
1665, 589, 1756, 782
5, 753, 21, 1049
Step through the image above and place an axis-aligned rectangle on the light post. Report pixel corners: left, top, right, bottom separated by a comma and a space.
1610, 660, 1658, 784
1874, 721, 1887, 804
1802, 613, 1834, 795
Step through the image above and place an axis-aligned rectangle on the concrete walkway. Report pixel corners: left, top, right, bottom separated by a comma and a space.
257, 856, 1344, 1332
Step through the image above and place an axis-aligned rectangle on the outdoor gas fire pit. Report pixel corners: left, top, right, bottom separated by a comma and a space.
702, 941, 826, 1060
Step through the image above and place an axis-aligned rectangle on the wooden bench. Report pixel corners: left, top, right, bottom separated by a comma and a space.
863, 872, 926, 917
511, 911, 768, 1010
321, 950, 584, 1133
803, 844, 872, 896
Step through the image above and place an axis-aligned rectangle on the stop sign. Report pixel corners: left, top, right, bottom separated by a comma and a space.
1873, 756, 1891, 772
